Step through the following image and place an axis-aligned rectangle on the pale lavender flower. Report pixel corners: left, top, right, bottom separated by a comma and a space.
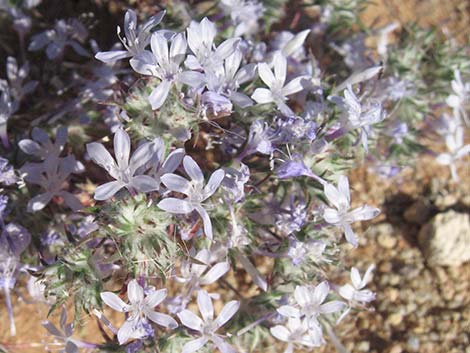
221, 163, 250, 202
338, 265, 376, 304
28, 19, 89, 59
3, 57, 37, 102
177, 289, 240, 353
144, 141, 185, 191
446, 69, 470, 124
275, 195, 308, 235
1, 222, 31, 336
130, 32, 200, 109
95, 9, 165, 63
322, 175, 380, 247
86, 128, 159, 200
277, 282, 345, 334
238, 120, 276, 159
0, 88, 15, 148
271, 29, 311, 61
176, 248, 230, 288
185, 18, 240, 72
101, 279, 178, 345
219, 0, 264, 36
252, 51, 310, 116
19, 126, 68, 160
0, 157, 17, 185
436, 118, 470, 181
204, 49, 256, 108
42, 307, 79, 353
270, 317, 321, 352
158, 156, 225, 239
201, 91, 233, 117
21, 156, 83, 212
330, 86, 385, 151
286, 238, 326, 267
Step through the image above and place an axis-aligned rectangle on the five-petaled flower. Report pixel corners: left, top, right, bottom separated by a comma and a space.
86, 128, 159, 200
101, 279, 178, 345
338, 265, 376, 304
252, 51, 310, 116
95, 9, 166, 63
177, 289, 240, 353
158, 156, 225, 239
322, 175, 380, 247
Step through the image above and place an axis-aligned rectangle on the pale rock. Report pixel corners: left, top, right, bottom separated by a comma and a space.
418, 211, 470, 266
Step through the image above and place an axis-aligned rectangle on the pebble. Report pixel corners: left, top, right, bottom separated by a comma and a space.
387, 312, 404, 326
357, 341, 370, 351
378, 232, 397, 249
389, 344, 403, 353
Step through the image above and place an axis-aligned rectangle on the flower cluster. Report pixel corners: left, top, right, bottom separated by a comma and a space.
0, 1, 468, 353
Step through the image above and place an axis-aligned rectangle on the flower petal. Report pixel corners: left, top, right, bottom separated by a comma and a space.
161, 173, 191, 194
145, 288, 167, 308
146, 311, 178, 329
95, 50, 129, 63
114, 128, 131, 170
94, 181, 125, 201
129, 175, 159, 193
252, 88, 274, 104
181, 337, 209, 353
100, 292, 129, 312
127, 279, 144, 305
177, 309, 203, 331
203, 169, 225, 199
214, 300, 239, 329
183, 156, 204, 184
158, 198, 193, 214
197, 290, 214, 322
149, 80, 172, 110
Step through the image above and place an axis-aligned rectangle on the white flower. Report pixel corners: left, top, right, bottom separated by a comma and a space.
271, 29, 311, 61
177, 290, 240, 353
446, 69, 470, 124
323, 175, 380, 247
95, 9, 165, 63
130, 32, 201, 109
331, 86, 385, 151
338, 265, 376, 304
176, 248, 230, 288
185, 18, 240, 72
205, 49, 256, 108
158, 156, 225, 239
101, 279, 178, 345
86, 128, 159, 200
219, 0, 264, 37
277, 282, 345, 345
251, 51, 310, 116
436, 116, 470, 181
270, 317, 321, 352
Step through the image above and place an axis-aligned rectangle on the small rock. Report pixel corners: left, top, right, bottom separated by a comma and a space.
387, 312, 404, 326
418, 211, 470, 266
378, 232, 398, 249
357, 341, 370, 351
389, 344, 403, 353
